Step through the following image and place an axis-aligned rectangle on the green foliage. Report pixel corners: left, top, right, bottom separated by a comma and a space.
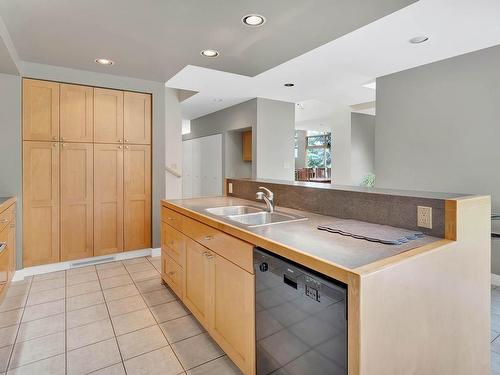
360, 173, 375, 188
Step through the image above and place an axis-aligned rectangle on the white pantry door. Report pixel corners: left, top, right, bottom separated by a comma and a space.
182, 134, 222, 198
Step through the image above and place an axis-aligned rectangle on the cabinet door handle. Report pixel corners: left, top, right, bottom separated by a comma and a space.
52, 136, 57, 140
204, 235, 213, 241
118, 145, 123, 149
0, 219, 9, 224
167, 217, 174, 221
124, 139, 129, 143
125, 146, 129, 149
118, 139, 123, 143
168, 271, 176, 276
206, 254, 214, 260
0, 242, 6, 253
202, 251, 209, 257
61, 137, 65, 141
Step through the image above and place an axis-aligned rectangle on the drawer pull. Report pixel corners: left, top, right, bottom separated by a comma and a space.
0, 219, 9, 224
206, 254, 214, 260
167, 217, 175, 221
202, 251, 209, 257
204, 235, 213, 241
0, 242, 6, 254
168, 271, 176, 276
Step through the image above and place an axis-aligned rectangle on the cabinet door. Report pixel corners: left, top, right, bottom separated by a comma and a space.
60, 84, 93, 142
124, 145, 151, 251
124, 92, 151, 145
60, 143, 94, 261
0, 227, 8, 284
23, 79, 59, 141
184, 239, 210, 327
8, 216, 15, 282
94, 144, 123, 255
94, 88, 123, 143
242, 130, 252, 161
23, 141, 60, 266
211, 254, 256, 375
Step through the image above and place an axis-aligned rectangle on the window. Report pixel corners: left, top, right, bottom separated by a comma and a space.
306, 131, 331, 168
294, 132, 299, 158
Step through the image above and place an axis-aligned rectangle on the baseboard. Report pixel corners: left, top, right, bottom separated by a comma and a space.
151, 247, 161, 257
492, 273, 500, 287
12, 248, 158, 282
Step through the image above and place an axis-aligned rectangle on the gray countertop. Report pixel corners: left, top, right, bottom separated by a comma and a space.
166, 196, 442, 270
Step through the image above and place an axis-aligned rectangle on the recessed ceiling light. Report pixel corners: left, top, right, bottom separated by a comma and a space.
363, 81, 376, 90
242, 14, 266, 27
409, 36, 429, 44
201, 49, 219, 58
284, 83, 295, 87
94, 58, 114, 66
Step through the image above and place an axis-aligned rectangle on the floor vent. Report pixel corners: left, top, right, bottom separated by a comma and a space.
70, 256, 115, 268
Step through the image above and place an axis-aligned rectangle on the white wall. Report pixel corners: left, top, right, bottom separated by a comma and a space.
375, 45, 500, 212
165, 87, 182, 199
351, 113, 375, 185
0, 73, 21, 268
255, 98, 295, 180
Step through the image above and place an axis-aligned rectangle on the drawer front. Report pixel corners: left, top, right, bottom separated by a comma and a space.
0, 206, 14, 233
162, 223, 186, 268
182, 215, 254, 273
162, 251, 183, 299
0, 242, 9, 284
161, 206, 183, 231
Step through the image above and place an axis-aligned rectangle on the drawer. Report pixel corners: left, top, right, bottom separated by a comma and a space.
162, 251, 183, 299
183, 215, 254, 274
0, 241, 9, 284
162, 223, 185, 268
0, 207, 14, 233
161, 206, 183, 231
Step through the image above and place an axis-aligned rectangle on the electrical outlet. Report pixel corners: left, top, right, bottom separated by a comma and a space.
417, 206, 432, 229
228, 182, 233, 194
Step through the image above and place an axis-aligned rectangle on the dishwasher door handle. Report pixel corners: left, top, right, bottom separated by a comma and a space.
0, 242, 6, 254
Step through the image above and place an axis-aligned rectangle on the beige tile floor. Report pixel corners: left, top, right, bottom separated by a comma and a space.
0, 256, 242, 375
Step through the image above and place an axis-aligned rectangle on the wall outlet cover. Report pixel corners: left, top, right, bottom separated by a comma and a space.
417, 206, 432, 229
228, 182, 233, 194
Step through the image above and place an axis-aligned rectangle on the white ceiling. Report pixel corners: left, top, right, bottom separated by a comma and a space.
0, 0, 414, 81
166, 0, 500, 120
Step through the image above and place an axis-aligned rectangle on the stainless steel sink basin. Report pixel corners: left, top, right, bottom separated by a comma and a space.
227, 211, 307, 227
205, 205, 263, 216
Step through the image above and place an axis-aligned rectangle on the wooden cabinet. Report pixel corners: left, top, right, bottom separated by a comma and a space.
161, 208, 256, 375
23, 79, 59, 141
242, 130, 252, 161
60, 143, 94, 261
94, 88, 124, 143
124, 145, 151, 251
94, 144, 124, 255
211, 253, 256, 375
184, 238, 211, 327
0, 202, 16, 303
60, 84, 93, 142
23, 141, 60, 266
22, 79, 152, 266
124, 92, 151, 145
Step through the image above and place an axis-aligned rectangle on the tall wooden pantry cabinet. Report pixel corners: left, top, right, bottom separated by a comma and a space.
22, 78, 152, 267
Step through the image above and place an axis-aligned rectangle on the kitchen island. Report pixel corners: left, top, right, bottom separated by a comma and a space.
161, 179, 490, 375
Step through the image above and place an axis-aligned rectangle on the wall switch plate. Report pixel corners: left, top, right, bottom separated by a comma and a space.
228, 182, 233, 194
417, 206, 432, 229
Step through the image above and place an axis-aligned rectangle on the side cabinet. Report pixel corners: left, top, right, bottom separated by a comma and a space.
0, 203, 16, 302
161, 205, 256, 375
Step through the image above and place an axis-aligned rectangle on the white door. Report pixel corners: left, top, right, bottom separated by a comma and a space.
182, 134, 222, 198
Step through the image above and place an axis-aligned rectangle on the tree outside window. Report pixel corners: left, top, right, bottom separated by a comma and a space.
306, 131, 331, 168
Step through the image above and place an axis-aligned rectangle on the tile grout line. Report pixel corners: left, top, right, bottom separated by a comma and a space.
95, 261, 129, 375
5, 276, 33, 372
124, 256, 188, 373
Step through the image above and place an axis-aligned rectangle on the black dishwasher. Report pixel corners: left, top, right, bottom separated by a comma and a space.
254, 248, 347, 375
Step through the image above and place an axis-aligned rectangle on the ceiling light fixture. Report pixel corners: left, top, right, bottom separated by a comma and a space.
242, 14, 266, 27
201, 49, 219, 58
409, 36, 429, 44
284, 83, 295, 87
94, 58, 114, 66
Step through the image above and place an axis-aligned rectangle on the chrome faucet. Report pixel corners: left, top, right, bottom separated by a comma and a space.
256, 187, 274, 213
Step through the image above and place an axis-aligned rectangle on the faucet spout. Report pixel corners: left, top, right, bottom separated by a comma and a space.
256, 187, 275, 213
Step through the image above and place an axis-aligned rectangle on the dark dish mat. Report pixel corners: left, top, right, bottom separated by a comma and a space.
318, 219, 424, 245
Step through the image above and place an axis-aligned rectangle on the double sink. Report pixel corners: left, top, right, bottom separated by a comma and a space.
205, 205, 307, 228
